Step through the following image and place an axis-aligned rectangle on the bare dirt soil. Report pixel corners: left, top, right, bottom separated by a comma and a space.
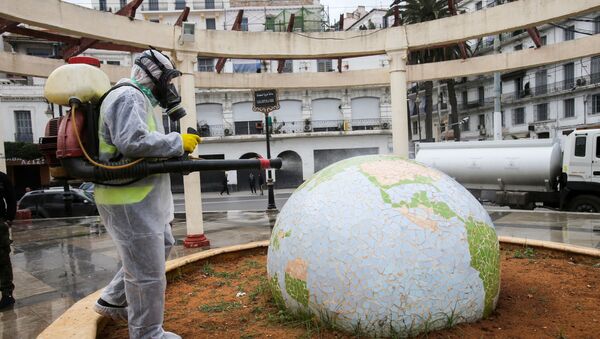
102, 244, 600, 339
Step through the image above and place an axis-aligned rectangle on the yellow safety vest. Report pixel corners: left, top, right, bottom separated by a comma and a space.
95, 84, 158, 205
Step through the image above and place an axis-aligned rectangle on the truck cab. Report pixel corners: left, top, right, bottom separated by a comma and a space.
560, 128, 600, 211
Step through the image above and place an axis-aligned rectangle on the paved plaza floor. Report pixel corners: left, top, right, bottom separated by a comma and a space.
1, 209, 599, 338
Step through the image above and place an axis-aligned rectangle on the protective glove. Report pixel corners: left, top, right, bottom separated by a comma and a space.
181, 134, 202, 153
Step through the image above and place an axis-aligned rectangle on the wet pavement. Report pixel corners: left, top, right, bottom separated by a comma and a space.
1, 208, 600, 338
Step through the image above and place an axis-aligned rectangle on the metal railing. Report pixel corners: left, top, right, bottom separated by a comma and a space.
311, 119, 344, 132
197, 124, 225, 137
234, 120, 263, 135
192, 0, 224, 10
141, 2, 168, 11
351, 118, 392, 131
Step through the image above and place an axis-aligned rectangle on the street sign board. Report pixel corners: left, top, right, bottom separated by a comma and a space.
252, 89, 280, 114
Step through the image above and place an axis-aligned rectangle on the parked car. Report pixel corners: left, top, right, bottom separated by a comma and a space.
79, 182, 95, 196
17, 188, 98, 218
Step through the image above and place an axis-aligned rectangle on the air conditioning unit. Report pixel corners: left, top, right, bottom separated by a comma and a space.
224, 128, 232, 136
576, 78, 587, 86
304, 124, 312, 132
381, 122, 390, 130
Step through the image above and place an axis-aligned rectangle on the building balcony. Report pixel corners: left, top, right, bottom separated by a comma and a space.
220, 119, 392, 137
192, 1, 224, 10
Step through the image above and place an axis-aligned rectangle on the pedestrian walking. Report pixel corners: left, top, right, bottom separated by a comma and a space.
249, 173, 256, 194
258, 171, 264, 195
220, 172, 230, 195
0, 170, 17, 310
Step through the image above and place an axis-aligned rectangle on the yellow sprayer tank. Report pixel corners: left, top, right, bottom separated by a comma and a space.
44, 61, 111, 105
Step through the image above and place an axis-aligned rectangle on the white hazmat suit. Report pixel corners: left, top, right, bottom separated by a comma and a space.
93, 50, 184, 339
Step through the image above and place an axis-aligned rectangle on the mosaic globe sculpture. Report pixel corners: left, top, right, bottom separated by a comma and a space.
267, 155, 500, 336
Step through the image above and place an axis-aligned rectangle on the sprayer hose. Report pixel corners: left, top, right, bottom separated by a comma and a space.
70, 104, 144, 170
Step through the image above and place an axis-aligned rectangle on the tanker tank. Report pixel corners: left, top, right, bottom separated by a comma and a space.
415, 139, 563, 193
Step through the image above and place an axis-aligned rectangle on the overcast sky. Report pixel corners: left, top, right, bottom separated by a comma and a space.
63, 0, 391, 24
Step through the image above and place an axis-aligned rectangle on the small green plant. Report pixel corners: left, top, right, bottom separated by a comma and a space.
249, 277, 268, 302
556, 327, 568, 339
198, 301, 241, 313
513, 247, 536, 259
201, 262, 215, 276
244, 260, 261, 269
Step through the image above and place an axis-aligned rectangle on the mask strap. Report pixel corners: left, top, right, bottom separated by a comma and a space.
135, 57, 161, 88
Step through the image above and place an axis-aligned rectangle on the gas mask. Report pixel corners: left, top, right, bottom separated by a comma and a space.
135, 49, 187, 121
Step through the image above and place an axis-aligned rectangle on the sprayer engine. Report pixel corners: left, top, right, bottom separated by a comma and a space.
40, 56, 281, 183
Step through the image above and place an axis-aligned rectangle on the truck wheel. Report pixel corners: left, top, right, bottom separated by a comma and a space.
567, 195, 600, 213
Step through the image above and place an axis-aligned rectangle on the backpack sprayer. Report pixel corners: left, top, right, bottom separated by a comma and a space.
39, 56, 281, 183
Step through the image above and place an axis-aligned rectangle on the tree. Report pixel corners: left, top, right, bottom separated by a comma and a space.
390, 0, 467, 141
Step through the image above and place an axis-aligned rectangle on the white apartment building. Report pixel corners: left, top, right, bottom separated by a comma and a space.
408, 0, 600, 143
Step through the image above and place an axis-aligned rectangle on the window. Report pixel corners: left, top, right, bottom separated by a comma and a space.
564, 25, 575, 41
462, 91, 468, 106
501, 111, 505, 127
535, 103, 548, 121
106, 60, 120, 66
265, 16, 275, 31
206, 18, 216, 30
564, 62, 575, 90
595, 16, 600, 34
535, 69, 547, 95
478, 114, 485, 129
282, 60, 293, 73
461, 117, 470, 132
478, 86, 485, 105
596, 137, 600, 158
149, 19, 159, 23
540, 36, 547, 46
99, 0, 107, 11
475, 1, 482, 10
14, 110, 33, 143
317, 59, 333, 72
592, 56, 600, 84
148, 0, 159, 11
564, 98, 575, 118
513, 107, 525, 125
514, 44, 523, 51
515, 77, 524, 98
197, 58, 214, 72
241, 17, 249, 31
593, 94, 600, 114
575, 136, 586, 157
120, 0, 127, 9
175, 0, 186, 10
205, 0, 215, 9
412, 121, 418, 135
26, 48, 52, 57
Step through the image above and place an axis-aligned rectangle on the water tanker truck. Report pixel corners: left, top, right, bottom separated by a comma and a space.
415, 129, 600, 212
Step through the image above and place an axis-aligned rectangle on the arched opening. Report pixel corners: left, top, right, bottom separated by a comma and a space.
271, 100, 303, 134
197, 103, 224, 137
350, 96, 381, 130
233, 102, 264, 135
311, 98, 342, 131
276, 151, 303, 188
237, 152, 262, 192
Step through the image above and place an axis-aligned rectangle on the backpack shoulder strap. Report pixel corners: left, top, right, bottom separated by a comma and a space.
98, 82, 145, 107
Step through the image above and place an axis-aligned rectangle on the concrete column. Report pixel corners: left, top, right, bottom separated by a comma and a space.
388, 49, 409, 157
175, 52, 209, 248
0, 136, 6, 173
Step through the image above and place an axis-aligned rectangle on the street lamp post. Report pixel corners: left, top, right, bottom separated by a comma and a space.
264, 112, 277, 210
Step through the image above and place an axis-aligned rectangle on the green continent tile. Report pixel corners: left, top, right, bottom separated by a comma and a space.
270, 229, 291, 251
393, 191, 457, 221
284, 272, 309, 307
304, 155, 393, 191
464, 217, 500, 318
269, 274, 285, 308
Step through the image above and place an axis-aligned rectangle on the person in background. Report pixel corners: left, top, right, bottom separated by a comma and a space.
0, 170, 17, 310
220, 172, 230, 196
249, 173, 256, 194
258, 171, 264, 196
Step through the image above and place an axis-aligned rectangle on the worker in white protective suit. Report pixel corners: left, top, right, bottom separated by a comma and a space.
92, 49, 201, 339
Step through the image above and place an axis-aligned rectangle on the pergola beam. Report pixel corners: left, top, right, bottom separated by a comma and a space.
215, 10, 244, 74
276, 14, 295, 73
2, 32, 600, 87
3, 0, 598, 59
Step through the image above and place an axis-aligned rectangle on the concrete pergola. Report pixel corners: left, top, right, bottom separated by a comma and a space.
1, 0, 600, 243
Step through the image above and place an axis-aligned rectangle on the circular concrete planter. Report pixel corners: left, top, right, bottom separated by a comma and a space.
37, 237, 600, 339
